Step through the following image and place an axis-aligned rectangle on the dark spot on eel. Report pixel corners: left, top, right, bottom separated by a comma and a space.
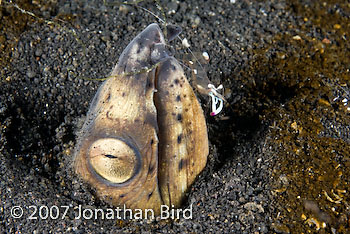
174, 79, 180, 85
148, 191, 153, 200
177, 134, 183, 144
146, 78, 153, 89
176, 95, 181, 102
177, 113, 183, 122
178, 159, 187, 171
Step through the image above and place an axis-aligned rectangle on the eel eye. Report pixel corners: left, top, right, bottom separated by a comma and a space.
88, 138, 140, 184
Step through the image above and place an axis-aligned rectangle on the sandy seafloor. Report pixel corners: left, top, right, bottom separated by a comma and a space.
1, 0, 350, 233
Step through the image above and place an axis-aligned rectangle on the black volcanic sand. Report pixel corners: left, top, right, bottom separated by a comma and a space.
1, 0, 349, 233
